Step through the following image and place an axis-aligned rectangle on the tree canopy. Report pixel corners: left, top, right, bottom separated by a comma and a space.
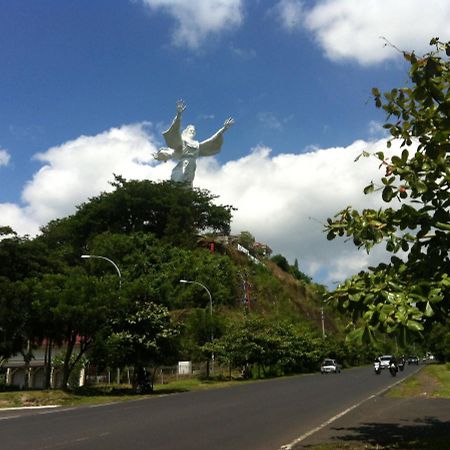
0, 179, 236, 386
326, 38, 450, 342
40, 177, 234, 253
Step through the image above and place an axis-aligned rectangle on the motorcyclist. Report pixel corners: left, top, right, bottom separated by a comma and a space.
374, 356, 381, 374
389, 355, 399, 376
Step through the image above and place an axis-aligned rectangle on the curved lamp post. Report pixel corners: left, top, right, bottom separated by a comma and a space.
81, 254, 122, 289
179, 279, 214, 373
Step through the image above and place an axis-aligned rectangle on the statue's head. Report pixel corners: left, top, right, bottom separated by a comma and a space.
182, 125, 196, 140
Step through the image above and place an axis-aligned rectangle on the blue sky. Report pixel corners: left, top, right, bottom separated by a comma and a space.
1, 0, 449, 285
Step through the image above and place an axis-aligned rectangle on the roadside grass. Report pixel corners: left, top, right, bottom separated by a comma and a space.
0, 387, 138, 408
300, 440, 450, 450
387, 363, 450, 398
0, 376, 246, 409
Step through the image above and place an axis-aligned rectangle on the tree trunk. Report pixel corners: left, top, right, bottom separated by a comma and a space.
21, 340, 33, 389
205, 358, 210, 378
44, 339, 53, 390
61, 335, 76, 390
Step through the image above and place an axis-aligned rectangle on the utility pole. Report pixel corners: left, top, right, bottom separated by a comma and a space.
321, 306, 325, 338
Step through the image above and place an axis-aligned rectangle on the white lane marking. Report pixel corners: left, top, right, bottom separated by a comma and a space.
89, 402, 118, 408
280, 375, 408, 449
0, 405, 60, 411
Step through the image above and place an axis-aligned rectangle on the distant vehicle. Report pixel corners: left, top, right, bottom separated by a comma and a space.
374, 355, 394, 374
389, 360, 398, 377
378, 355, 393, 370
374, 357, 381, 374
407, 355, 419, 365
320, 358, 340, 374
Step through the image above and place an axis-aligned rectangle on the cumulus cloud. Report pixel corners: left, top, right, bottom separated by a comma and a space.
0, 123, 172, 234
276, 0, 450, 65
0, 203, 40, 237
0, 148, 11, 166
0, 122, 402, 285
196, 139, 401, 285
140, 0, 243, 49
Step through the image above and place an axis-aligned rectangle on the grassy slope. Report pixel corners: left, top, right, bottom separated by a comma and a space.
225, 245, 335, 334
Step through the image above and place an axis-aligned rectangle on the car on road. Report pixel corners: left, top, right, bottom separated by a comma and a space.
407, 355, 419, 365
378, 355, 393, 369
320, 358, 341, 374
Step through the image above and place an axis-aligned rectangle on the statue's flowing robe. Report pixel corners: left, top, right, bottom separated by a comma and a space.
160, 113, 225, 185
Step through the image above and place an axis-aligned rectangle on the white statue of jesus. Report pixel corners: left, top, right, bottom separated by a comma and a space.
154, 100, 234, 187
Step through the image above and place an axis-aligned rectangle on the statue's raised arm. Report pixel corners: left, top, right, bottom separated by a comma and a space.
223, 117, 234, 130
159, 100, 187, 153
198, 117, 234, 157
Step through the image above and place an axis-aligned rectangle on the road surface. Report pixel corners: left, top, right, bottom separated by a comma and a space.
0, 365, 418, 450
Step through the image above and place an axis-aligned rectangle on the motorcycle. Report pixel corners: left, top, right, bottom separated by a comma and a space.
374, 359, 381, 375
398, 357, 405, 371
134, 367, 153, 394
389, 361, 398, 377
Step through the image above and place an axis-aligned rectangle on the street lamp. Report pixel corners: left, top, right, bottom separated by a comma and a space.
81, 254, 122, 289
179, 279, 214, 374
82, 254, 122, 384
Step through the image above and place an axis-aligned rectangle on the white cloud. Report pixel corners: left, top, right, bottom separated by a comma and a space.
140, 0, 243, 49
274, 0, 304, 31
0, 203, 40, 237
368, 120, 388, 139
276, 0, 450, 65
0, 122, 403, 286
0, 148, 11, 166
0, 123, 172, 235
197, 139, 401, 285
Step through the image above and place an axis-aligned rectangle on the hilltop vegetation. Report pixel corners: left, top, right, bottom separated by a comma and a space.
1, 178, 371, 390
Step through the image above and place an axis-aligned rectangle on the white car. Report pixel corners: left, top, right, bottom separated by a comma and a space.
378, 355, 393, 369
374, 355, 393, 374
320, 358, 341, 374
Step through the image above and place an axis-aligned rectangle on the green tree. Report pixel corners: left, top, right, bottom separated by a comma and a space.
0, 233, 59, 281
210, 317, 323, 378
179, 308, 225, 377
427, 321, 450, 362
271, 254, 290, 272
289, 258, 312, 283
32, 272, 118, 389
0, 278, 35, 365
41, 178, 233, 252
91, 301, 179, 391
237, 231, 256, 250
326, 39, 450, 341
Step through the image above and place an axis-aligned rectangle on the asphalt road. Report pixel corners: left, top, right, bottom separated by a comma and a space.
0, 365, 419, 450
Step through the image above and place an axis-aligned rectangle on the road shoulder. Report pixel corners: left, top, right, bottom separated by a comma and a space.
293, 396, 450, 449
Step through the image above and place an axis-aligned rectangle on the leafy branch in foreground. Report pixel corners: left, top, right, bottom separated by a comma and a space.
326, 38, 450, 342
